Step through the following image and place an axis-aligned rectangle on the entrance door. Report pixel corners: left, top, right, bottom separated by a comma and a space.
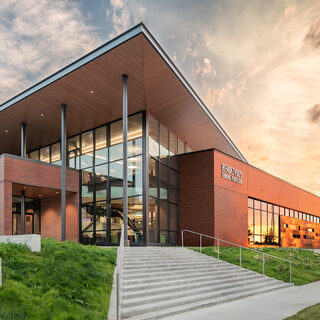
25, 214, 33, 234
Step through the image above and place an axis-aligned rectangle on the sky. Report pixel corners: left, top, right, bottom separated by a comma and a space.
1, 0, 320, 195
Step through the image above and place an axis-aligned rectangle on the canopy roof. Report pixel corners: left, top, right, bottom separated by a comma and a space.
0, 23, 246, 162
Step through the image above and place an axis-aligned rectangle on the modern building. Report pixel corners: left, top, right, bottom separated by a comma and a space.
0, 23, 319, 248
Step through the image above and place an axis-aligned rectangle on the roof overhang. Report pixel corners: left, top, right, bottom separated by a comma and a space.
0, 23, 246, 162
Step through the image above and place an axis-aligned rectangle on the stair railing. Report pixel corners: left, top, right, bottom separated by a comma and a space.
181, 229, 292, 283
116, 225, 125, 320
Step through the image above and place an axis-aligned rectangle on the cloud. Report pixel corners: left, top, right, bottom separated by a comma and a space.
307, 104, 320, 123
192, 58, 216, 79
284, 5, 296, 16
0, 0, 100, 102
304, 20, 320, 50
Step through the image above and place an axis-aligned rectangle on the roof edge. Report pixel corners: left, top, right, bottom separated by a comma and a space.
0, 23, 144, 112
140, 24, 247, 163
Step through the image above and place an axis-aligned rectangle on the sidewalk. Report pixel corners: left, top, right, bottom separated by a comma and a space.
166, 281, 320, 320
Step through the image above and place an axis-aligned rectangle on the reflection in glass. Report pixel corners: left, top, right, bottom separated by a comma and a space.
160, 200, 168, 230
128, 155, 143, 196
40, 146, 50, 163
149, 157, 158, 198
81, 131, 94, 168
82, 169, 94, 203
51, 142, 61, 165
29, 150, 39, 161
95, 126, 107, 165
169, 132, 178, 169
169, 168, 178, 204
149, 115, 159, 158
110, 160, 123, 199
110, 120, 123, 161
149, 197, 158, 243
170, 203, 178, 231
160, 124, 169, 165
95, 164, 107, 202
159, 163, 168, 200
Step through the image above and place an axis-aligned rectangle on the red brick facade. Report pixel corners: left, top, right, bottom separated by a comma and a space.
0, 154, 80, 241
179, 149, 320, 248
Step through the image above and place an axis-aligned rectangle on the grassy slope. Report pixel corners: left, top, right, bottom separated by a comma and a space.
191, 247, 320, 285
285, 303, 320, 319
0, 239, 116, 320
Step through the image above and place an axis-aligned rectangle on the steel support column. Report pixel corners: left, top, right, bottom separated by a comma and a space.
21, 123, 26, 157
61, 103, 67, 241
122, 74, 129, 246
21, 191, 25, 234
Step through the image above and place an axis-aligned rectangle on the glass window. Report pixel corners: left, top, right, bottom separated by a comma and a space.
285, 208, 289, 216
95, 164, 108, 202
159, 163, 168, 200
149, 157, 158, 198
128, 155, 143, 196
170, 203, 178, 231
149, 197, 158, 243
96, 201, 107, 231
261, 202, 267, 211
95, 126, 107, 165
274, 206, 279, 214
254, 210, 261, 236
254, 200, 261, 210
82, 168, 94, 204
274, 214, 279, 236
169, 132, 178, 170
159, 124, 169, 165
185, 145, 192, 153
279, 207, 284, 215
177, 139, 184, 155
110, 120, 123, 161
261, 212, 268, 239
160, 200, 168, 230
40, 146, 50, 163
68, 135, 80, 169
81, 203, 94, 232
268, 203, 273, 212
29, 150, 39, 161
110, 160, 123, 199
81, 130, 94, 168
248, 198, 254, 208
149, 114, 159, 158
248, 208, 254, 243
68, 135, 80, 151
294, 211, 298, 218
128, 113, 143, 157
169, 168, 178, 204
51, 142, 61, 165
303, 213, 307, 220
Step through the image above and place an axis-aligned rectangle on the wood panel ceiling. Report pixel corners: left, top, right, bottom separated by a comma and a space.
0, 30, 244, 161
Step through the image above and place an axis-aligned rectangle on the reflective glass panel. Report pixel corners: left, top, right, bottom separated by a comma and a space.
149, 157, 158, 198
110, 160, 123, 199
169, 168, 178, 204
160, 200, 168, 230
128, 155, 143, 196
81, 203, 94, 232
95, 164, 108, 202
51, 142, 61, 165
169, 132, 178, 169
159, 163, 168, 200
177, 139, 184, 155
29, 150, 39, 161
40, 146, 50, 163
149, 197, 158, 243
95, 126, 108, 165
81, 130, 94, 168
110, 120, 123, 161
170, 203, 178, 231
149, 115, 159, 158
82, 168, 94, 203
160, 124, 169, 165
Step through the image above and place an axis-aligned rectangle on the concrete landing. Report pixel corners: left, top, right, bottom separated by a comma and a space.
166, 280, 320, 320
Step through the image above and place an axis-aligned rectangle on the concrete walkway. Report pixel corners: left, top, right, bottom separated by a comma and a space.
166, 281, 320, 320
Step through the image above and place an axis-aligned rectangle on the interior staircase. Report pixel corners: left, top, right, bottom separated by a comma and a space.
120, 247, 293, 319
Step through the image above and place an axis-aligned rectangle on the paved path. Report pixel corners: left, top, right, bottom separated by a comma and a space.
166, 281, 320, 320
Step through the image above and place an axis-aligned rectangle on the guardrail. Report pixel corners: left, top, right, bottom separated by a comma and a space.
181, 229, 292, 283
116, 225, 125, 320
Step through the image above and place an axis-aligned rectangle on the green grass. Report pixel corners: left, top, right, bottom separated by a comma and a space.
0, 238, 116, 320
285, 302, 320, 319
191, 246, 320, 285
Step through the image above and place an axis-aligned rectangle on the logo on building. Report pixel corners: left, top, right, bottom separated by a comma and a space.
221, 164, 242, 184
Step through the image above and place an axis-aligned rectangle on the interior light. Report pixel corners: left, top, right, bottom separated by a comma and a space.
23, 186, 27, 189
40, 113, 44, 117
90, 90, 94, 94
4, 130, 8, 133
56, 191, 59, 194
128, 165, 137, 169
39, 194, 42, 197
128, 157, 138, 161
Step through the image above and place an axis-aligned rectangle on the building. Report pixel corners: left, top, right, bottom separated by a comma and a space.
0, 23, 319, 248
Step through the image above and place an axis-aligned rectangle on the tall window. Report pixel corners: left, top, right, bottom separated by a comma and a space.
248, 198, 279, 245
148, 113, 191, 245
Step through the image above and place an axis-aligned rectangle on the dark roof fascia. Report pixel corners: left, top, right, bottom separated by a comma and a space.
0, 22, 247, 163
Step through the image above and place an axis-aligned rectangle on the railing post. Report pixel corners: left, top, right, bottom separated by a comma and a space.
217, 239, 220, 260
240, 247, 241, 268
181, 231, 184, 248
262, 253, 265, 275
200, 235, 202, 253
116, 271, 119, 320
290, 262, 292, 283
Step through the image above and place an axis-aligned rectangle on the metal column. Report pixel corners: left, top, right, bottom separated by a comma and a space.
61, 103, 67, 241
122, 74, 129, 246
21, 191, 25, 234
21, 123, 26, 157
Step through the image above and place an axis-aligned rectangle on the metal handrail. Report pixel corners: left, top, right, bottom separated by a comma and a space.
181, 229, 292, 283
116, 225, 125, 320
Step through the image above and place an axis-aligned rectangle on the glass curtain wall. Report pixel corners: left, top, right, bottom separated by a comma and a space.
148, 114, 191, 245
81, 112, 144, 245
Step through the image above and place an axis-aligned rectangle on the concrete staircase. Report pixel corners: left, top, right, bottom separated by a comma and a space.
121, 247, 293, 319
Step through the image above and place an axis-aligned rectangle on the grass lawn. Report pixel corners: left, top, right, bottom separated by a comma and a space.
191, 246, 320, 285
0, 238, 116, 320
285, 302, 320, 319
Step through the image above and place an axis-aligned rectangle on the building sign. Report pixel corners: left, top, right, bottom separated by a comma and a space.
221, 164, 242, 184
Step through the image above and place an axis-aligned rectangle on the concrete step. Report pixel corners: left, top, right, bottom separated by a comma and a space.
122, 276, 277, 308
123, 273, 266, 299
123, 265, 246, 280
123, 270, 257, 291
126, 282, 292, 320
123, 268, 252, 286
123, 262, 227, 271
